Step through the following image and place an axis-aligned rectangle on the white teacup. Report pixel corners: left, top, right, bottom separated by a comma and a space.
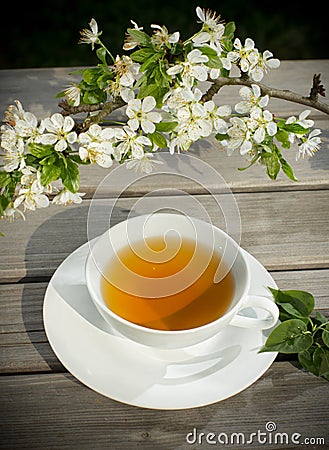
85, 213, 279, 349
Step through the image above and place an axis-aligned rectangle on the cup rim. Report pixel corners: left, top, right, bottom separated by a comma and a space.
85, 213, 251, 336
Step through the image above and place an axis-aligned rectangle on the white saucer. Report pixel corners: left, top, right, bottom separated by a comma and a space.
43, 240, 278, 410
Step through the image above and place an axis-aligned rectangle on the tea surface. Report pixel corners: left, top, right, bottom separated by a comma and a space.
101, 236, 234, 330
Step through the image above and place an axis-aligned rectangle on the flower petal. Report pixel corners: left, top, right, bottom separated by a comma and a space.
55, 139, 68, 152
141, 119, 155, 134
142, 96, 156, 113
63, 116, 75, 132
51, 113, 64, 130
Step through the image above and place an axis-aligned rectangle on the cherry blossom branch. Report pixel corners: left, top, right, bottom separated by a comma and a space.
201, 74, 329, 115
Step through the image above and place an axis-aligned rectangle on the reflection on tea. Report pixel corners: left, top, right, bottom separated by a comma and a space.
101, 236, 235, 331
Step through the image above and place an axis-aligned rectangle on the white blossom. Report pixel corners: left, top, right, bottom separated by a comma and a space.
228, 38, 259, 73
1, 125, 18, 151
296, 129, 321, 160
4, 100, 25, 125
168, 132, 193, 155
167, 49, 209, 87
249, 50, 280, 82
286, 109, 314, 129
15, 112, 45, 144
226, 117, 252, 155
193, 7, 225, 54
0, 204, 25, 222
176, 98, 212, 141
52, 189, 86, 205
126, 153, 163, 173
64, 84, 81, 107
163, 87, 195, 112
235, 84, 269, 114
13, 169, 49, 211
123, 20, 144, 51
78, 18, 102, 49
151, 24, 180, 47
249, 109, 277, 144
78, 124, 114, 168
113, 126, 152, 160
114, 55, 140, 88
40, 113, 77, 152
1, 138, 26, 172
203, 101, 231, 134
126, 96, 161, 134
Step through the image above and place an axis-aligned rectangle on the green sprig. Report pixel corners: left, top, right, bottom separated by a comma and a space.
260, 288, 329, 380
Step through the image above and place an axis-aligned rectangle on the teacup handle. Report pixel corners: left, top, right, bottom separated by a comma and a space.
230, 295, 279, 330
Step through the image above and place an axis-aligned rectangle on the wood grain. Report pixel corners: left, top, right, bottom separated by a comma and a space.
0, 190, 328, 282
1, 365, 328, 450
1, 270, 328, 374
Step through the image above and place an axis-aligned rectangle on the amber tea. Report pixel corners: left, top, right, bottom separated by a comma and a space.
100, 235, 235, 331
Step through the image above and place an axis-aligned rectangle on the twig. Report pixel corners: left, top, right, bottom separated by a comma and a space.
201, 75, 329, 115
59, 98, 126, 130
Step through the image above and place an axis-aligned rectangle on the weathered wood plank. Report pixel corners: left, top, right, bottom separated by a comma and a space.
1, 271, 328, 374
0, 366, 328, 450
0, 190, 328, 282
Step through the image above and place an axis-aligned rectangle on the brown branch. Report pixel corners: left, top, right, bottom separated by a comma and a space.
58, 100, 104, 116
309, 73, 326, 102
201, 75, 329, 115
58, 98, 126, 130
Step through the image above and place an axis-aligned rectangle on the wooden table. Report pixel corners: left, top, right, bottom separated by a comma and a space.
1, 61, 329, 449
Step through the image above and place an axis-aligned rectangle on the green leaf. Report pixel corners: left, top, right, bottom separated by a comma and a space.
199, 46, 222, 69
83, 89, 107, 104
60, 158, 80, 193
275, 128, 291, 149
83, 68, 102, 85
272, 289, 315, 319
273, 146, 298, 182
282, 122, 309, 135
238, 154, 260, 171
137, 82, 160, 99
127, 29, 152, 47
40, 164, 61, 186
0, 194, 11, 215
69, 154, 91, 165
0, 172, 11, 188
224, 21, 236, 39
155, 121, 178, 132
28, 143, 54, 159
280, 157, 298, 182
55, 90, 65, 99
140, 53, 162, 72
262, 151, 280, 180
96, 47, 107, 65
215, 133, 229, 141
130, 47, 157, 62
97, 73, 113, 90
259, 319, 313, 354
298, 349, 319, 375
148, 131, 167, 148
39, 155, 57, 166
313, 346, 329, 377
322, 329, 329, 348
315, 311, 328, 325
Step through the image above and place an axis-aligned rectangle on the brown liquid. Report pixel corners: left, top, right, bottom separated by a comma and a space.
101, 236, 235, 331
